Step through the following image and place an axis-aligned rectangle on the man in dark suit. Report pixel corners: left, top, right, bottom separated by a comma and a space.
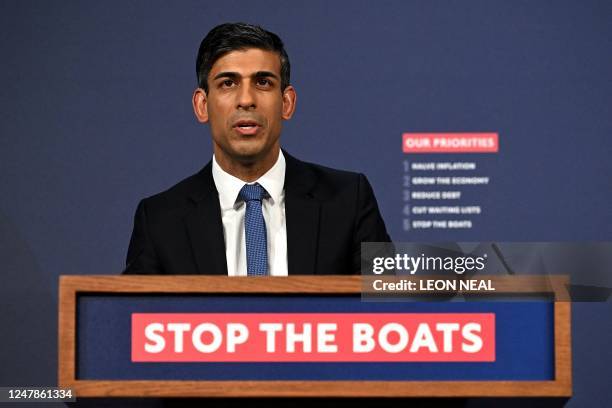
125, 22, 390, 276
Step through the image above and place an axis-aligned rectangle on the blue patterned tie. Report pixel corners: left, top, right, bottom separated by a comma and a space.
239, 183, 269, 276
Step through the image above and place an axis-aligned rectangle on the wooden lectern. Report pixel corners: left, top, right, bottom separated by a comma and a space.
58, 275, 571, 398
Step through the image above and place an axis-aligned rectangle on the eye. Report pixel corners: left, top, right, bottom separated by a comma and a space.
221, 79, 235, 88
256, 78, 271, 87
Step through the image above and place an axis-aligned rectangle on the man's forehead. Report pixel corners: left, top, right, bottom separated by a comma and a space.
209, 48, 281, 77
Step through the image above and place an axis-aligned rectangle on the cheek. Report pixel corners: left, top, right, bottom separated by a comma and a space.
266, 101, 285, 126
207, 103, 230, 129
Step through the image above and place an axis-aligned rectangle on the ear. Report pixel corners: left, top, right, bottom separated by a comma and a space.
281, 85, 297, 120
192, 88, 209, 123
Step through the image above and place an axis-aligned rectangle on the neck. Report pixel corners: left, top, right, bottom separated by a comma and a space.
215, 148, 280, 183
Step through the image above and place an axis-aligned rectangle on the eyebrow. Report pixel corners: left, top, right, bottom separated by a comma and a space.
212, 71, 279, 81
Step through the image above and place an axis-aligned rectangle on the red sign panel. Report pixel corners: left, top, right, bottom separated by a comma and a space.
402, 133, 499, 153
132, 313, 495, 362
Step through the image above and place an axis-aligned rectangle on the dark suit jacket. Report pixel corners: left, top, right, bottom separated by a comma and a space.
124, 151, 390, 275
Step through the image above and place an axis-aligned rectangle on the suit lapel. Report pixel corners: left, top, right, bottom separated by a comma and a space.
183, 163, 228, 275
284, 152, 321, 275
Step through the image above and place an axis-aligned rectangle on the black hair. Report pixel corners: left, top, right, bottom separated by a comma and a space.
196, 22, 290, 93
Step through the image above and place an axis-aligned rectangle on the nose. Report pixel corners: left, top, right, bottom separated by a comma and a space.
237, 82, 256, 110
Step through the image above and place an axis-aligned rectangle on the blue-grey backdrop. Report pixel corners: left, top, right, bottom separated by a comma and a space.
1, 1, 611, 406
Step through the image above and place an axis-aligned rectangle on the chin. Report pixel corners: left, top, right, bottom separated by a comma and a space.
230, 146, 267, 163
233, 137, 273, 154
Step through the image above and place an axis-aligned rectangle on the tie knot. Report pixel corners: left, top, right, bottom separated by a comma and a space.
239, 183, 268, 202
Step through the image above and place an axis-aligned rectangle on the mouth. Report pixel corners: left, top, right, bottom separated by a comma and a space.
233, 120, 261, 136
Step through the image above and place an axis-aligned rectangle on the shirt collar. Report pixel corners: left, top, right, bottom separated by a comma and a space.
212, 150, 286, 210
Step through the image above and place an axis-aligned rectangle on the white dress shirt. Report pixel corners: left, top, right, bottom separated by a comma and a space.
212, 151, 288, 276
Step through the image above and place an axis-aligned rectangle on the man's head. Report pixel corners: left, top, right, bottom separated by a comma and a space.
195, 23, 291, 94
192, 23, 296, 177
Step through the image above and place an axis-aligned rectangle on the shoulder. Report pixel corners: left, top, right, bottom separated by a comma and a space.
300, 158, 360, 181
284, 151, 369, 201
138, 163, 214, 216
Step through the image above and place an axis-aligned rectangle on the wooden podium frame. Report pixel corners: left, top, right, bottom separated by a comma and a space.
58, 275, 571, 397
